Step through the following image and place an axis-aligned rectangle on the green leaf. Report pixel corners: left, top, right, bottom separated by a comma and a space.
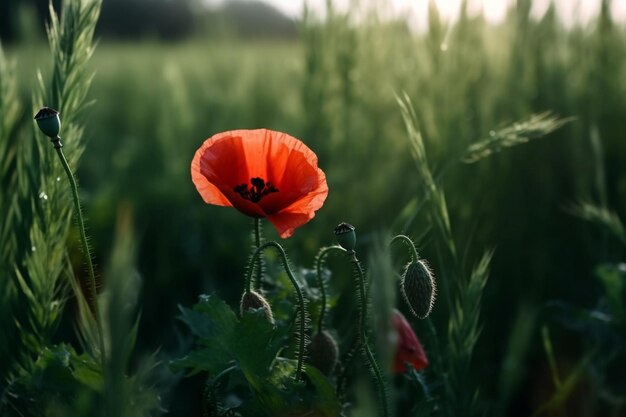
595, 264, 626, 323
23, 344, 102, 394
179, 294, 237, 343
173, 295, 239, 375
69, 352, 103, 392
243, 362, 342, 417
244, 372, 289, 416
268, 358, 297, 388
30, 345, 77, 392
170, 345, 234, 376
302, 365, 343, 416
232, 309, 279, 379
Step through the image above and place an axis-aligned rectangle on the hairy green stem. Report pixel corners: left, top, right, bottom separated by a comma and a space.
53, 137, 105, 365
349, 252, 390, 417
253, 217, 263, 290
203, 365, 236, 417
336, 334, 360, 401
314, 245, 346, 333
245, 241, 307, 380
391, 234, 419, 263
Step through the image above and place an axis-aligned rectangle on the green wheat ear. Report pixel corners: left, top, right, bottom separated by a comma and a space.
0, 0, 102, 379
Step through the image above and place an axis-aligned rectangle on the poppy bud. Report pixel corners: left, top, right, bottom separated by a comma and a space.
240, 290, 275, 324
400, 260, 435, 319
333, 222, 356, 252
392, 309, 428, 374
307, 330, 339, 376
34, 107, 61, 138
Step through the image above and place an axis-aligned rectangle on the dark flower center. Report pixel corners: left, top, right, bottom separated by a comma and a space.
234, 177, 279, 203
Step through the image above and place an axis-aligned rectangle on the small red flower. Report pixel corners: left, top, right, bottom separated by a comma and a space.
191, 129, 328, 238
392, 309, 428, 374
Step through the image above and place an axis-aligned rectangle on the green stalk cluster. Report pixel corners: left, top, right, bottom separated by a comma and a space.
244, 241, 308, 381
321, 223, 390, 417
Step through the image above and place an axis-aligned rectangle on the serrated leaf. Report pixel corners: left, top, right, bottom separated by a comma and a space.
170, 345, 234, 376
232, 309, 278, 379
178, 294, 237, 343
174, 295, 239, 376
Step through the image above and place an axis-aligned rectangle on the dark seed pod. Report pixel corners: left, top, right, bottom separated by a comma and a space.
400, 260, 436, 319
34, 107, 61, 138
334, 222, 356, 252
306, 330, 339, 376
240, 290, 275, 324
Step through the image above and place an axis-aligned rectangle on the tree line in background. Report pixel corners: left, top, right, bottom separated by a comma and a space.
0, 0, 297, 42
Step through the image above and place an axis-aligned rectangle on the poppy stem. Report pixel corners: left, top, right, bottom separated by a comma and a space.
253, 218, 263, 290
349, 251, 390, 417
53, 138, 106, 368
245, 241, 307, 381
314, 245, 346, 333
203, 365, 236, 416
336, 334, 360, 401
391, 234, 419, 263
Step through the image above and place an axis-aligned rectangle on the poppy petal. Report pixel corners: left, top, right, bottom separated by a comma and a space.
392, 310, 428, 373
267, 170, 328, 238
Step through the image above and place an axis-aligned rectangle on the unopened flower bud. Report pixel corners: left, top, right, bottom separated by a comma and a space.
333, 222, 356, 252
240, 290, 274, 324
34, 107, 61, 138
307, 330, 339, 376
400, 260, 435, 319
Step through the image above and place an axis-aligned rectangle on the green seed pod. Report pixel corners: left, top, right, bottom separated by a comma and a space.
240, 290, 275, 324
34, 107, 61, 138
400, 260, 436, 319
306, 330, 339, 376
333, 222, 356, 252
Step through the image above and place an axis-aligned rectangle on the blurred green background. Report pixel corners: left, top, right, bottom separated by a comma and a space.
3, 0, 626, 415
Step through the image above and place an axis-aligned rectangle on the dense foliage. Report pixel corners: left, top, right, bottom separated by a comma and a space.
1, 0, 625, 416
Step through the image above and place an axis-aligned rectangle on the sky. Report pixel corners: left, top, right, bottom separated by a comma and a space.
215, 0, 626, 29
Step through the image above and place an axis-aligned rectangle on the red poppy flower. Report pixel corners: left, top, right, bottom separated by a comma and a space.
191, 129, 328, 238
392, 309, 428, 374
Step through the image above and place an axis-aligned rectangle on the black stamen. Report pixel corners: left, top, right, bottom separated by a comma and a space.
234, 177, 279, 203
